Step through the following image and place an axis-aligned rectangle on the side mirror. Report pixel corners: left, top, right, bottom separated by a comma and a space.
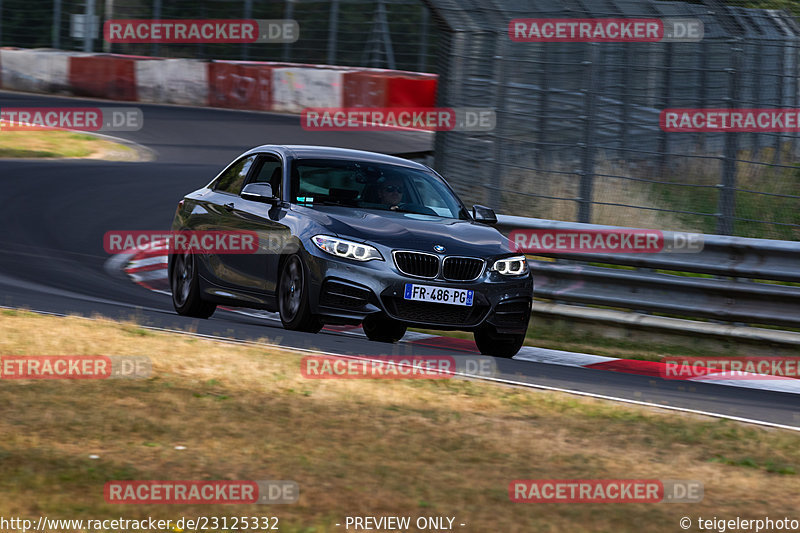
241, 182, 277, 203
472, 204, 497, 224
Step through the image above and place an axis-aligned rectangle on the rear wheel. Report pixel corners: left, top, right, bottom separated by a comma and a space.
278, 254, 323, 333
473, 325, 525, 358
170, 252, 216, 318
362, 314, 407, 343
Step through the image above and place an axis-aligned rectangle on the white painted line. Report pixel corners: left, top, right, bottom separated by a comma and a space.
2, 303, 797, 432
515, 346, 616, 367
129, 269, 169, 282
690, 374, 800, 394
127, 255, 168, 269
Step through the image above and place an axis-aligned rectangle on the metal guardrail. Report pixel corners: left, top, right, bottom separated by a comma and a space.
495, 215, 800, 328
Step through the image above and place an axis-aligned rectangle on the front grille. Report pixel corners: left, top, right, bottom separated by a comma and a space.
492, 300, 530, 326
384, 298, 488, 326
319, 280, 370, 309
442, 257, 484, 281
393, 251, 439, 278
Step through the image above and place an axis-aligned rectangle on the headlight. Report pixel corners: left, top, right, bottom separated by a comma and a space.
312, 235, 383, 262
490, 255, 529, 276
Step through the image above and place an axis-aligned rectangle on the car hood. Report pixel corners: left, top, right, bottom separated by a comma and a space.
294, 205, 512, 257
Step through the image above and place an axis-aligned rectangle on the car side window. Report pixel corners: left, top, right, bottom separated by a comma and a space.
248, 155, 282, 199
213, 155, 257, 194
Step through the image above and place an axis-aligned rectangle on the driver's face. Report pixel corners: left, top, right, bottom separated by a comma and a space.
379, 181, 404, 204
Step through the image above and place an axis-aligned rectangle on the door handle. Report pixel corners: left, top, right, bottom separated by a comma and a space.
223, 202, 235, 211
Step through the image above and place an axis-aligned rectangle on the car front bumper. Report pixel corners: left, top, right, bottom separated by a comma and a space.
302, 246, 533, 334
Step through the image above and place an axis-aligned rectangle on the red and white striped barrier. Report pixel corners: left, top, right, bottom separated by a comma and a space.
0, 48, 438, 116
207, 61, 274, 110
136, 58, 208, 105
272, 67, 349, 113
0, 48, 70, 93
69, 54, 138, 101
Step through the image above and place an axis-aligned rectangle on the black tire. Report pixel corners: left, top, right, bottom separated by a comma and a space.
473, 325, 525, 358
362, 314, 407, 343
170, 252, 216, 319
278, 254, 323, 333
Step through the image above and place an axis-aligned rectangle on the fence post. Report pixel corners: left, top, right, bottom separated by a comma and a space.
717, 37, 742, 236
83, 0, 95, 52
619, 44, 631, 159
774, 42, 784, 164
282, 0, 294, 62
792, 37, 799, 160
327, 0, 339, 65
755, 41, 768, 161
417, 5, 429, 72
52, 0, 61, 49
378, 0, 395, 69
242, 0, 252, 60
489, 34, 508, 210
577, 43, 599, 224
535, 43, 549, 169
151, 0, 161, 57
696, 41, 708, 154
657, 42, 673, 173
102, 0, 113, 53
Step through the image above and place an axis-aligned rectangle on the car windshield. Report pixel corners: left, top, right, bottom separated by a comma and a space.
290, 158, 467, 219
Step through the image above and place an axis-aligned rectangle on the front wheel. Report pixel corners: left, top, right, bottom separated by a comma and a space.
278, 254, 323, 333
473, 325, 525, 358
170, 252, 216, 319
363, 314, 407, 343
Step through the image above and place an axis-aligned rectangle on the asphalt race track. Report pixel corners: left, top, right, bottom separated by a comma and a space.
2, 90, 800, 429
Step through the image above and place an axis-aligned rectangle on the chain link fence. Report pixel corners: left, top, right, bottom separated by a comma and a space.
427, 0, 800, 239
1, 1, 799, 238
0, 0, 438, 72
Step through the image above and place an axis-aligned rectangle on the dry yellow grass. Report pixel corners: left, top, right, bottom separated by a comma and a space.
0, 131, 139, 160
1, 310, 800, 532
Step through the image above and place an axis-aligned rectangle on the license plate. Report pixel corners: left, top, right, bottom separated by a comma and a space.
403, 284, 474, 306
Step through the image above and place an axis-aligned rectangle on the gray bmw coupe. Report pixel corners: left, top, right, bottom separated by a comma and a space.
169, 145, 532, 357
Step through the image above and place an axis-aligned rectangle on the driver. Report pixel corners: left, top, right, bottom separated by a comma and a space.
377, 178, 405, 209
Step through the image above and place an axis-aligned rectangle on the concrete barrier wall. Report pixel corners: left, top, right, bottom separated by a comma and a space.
135, 58, 208, 105
0, 49, 70, 93
0, 48, 438, 115
272, 67, 348, 113
69, 54, 138, 101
